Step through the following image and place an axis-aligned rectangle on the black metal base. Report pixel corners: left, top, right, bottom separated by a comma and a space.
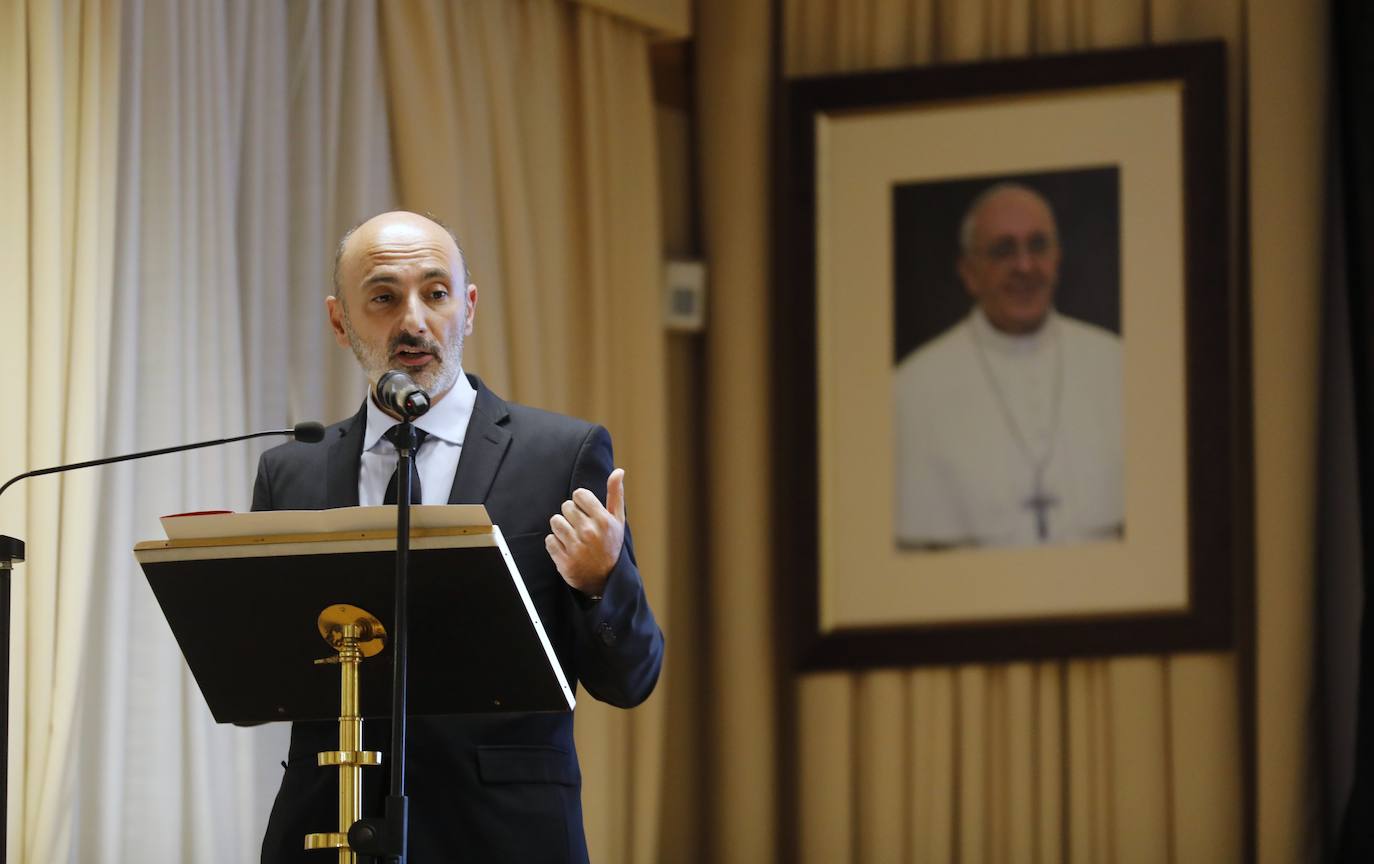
348, 794, 408, 862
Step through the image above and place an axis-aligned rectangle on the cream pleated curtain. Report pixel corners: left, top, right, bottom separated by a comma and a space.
377, 2, 669, 861
0, 2, 121, 862
2, 0, 670, 860
0, 0, 398, 860
68, 2, 395, 860
75, 3, 281, 858
695, 0, 1327, 862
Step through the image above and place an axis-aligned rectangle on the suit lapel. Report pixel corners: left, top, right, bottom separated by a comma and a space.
325, 406, 366, 508
449, 376, 512, 504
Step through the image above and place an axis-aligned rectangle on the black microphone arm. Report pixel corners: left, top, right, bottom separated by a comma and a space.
0, 421, 325, 502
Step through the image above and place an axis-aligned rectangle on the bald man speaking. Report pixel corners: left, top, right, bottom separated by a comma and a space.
253, 211, 663, 862
893, 183, 1123, 549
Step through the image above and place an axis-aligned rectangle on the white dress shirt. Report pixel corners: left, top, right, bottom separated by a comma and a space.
358, 371, 477, 506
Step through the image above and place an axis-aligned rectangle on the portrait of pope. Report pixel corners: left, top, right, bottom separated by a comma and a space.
891, 169, 1124, 550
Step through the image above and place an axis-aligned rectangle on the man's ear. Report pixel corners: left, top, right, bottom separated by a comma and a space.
326, 296, 351, 348
463, 284, 478, 337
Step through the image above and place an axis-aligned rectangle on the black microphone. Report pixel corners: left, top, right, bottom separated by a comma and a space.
292, 421, 326, 443
0, 421, 326, 501
374, 370, 431, 420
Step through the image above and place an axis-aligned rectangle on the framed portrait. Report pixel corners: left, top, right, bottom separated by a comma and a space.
775, 42, 1248, 667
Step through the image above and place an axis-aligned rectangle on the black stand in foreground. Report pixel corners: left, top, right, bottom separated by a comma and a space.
348, 420, 418, 863
0, 535, 20, 861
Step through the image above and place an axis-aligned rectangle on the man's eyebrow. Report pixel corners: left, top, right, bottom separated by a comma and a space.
989, 228, 1052, 241
361, 272, 400, 289
359, 267, 452, 289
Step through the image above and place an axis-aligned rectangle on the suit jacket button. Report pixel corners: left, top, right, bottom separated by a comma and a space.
598, 622, 617, 647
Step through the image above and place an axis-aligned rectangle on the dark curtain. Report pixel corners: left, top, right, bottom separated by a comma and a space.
1334, 0, 1374, 859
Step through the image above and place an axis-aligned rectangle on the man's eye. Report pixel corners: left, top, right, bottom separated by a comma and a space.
987, 240, 1017, 261
371, 294, 393, 304
430, 289, 450, 300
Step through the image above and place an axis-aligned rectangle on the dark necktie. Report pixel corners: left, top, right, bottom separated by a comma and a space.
382, 426, 429, 505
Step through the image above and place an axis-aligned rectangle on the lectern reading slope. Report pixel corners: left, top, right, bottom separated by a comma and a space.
133, 505, 576, 724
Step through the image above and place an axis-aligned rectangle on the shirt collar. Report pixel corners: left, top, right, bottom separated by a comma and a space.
363, 370, 477, 452
969, 306, 1057, 355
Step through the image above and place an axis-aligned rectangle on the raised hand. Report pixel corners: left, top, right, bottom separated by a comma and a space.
545, 468, 626, 596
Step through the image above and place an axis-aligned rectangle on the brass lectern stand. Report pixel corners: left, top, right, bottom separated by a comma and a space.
304, 605, 386, 862
134, 507, 576, 861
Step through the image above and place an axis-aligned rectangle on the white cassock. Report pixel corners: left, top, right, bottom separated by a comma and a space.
893, 307, 1122, 548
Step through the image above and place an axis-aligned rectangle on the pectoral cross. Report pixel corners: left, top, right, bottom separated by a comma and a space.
1023, 476, 1059, 542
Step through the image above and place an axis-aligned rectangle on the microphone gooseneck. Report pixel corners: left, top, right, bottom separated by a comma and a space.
374, 370, 432, 420
0, 423, 325, 501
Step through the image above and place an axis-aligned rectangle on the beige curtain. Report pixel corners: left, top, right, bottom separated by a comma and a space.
66, 2, 398, 861
283, 0, 400, 425
378, 2, 669, 861
0, 2, 121, 861
694, 0, 1327, 861
569, 0, 690, 38
1246, 1, 1327, 858
693, 3, 779, 864
0, 1, 394, 860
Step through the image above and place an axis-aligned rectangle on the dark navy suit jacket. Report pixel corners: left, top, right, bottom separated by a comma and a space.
257, 377, 663, 863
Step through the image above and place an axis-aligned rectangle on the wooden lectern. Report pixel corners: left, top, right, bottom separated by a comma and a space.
134, 506, 573, 862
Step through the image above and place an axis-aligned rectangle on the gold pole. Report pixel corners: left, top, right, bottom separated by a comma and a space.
306, 606, 385, 861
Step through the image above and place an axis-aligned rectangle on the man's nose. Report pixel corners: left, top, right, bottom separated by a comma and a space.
399, 292, 428, 334
1011, 245, 1036, 271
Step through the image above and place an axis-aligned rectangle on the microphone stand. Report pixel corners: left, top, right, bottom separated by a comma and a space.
349, 420, 416, 863
0, 537, 17, 864
0, 422, 324, 863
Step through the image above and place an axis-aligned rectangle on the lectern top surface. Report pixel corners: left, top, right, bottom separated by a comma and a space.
159, 504, 491, 540
134, 504, 496, 556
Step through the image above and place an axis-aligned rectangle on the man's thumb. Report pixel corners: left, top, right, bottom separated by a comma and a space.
607, 468, 626, 521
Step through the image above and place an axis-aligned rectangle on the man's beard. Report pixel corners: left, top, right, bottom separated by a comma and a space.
341, 305, 465, 398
